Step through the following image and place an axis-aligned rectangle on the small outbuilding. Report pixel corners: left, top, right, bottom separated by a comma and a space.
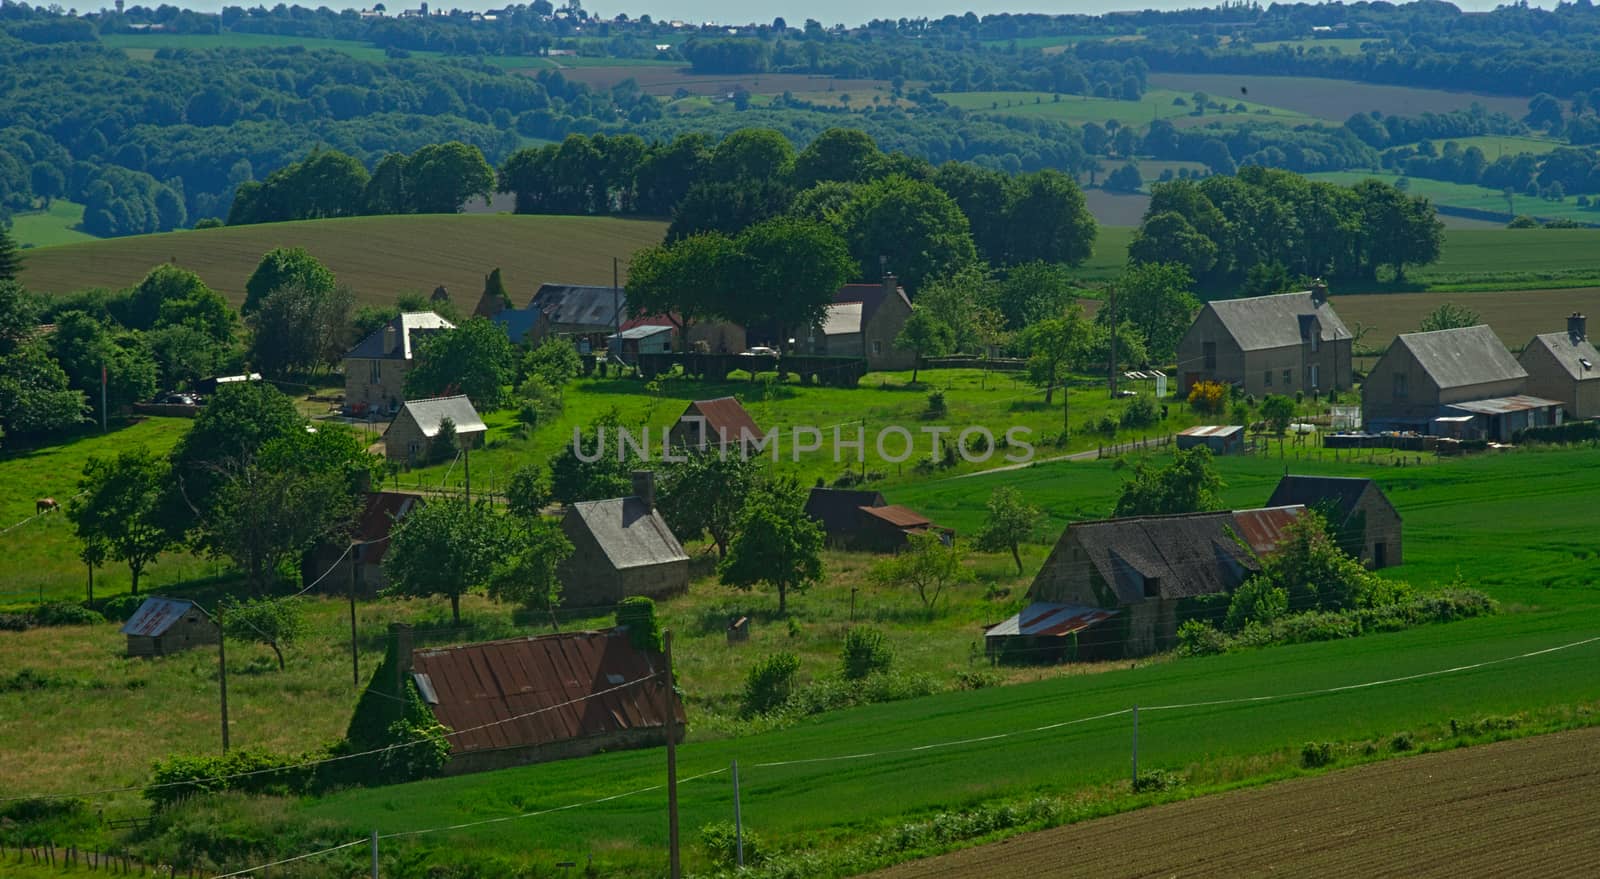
1176, 424, 1245, 455
1266, 475, 1402, 569
804, 487, 887, 544
383, 395, 486, 464
558, 471, 690, 608
606, 324, 675, 361
121, 597, 219, 658
800, 487, 948, 552
857, 504, 954, 552
302, 491, 423, 595
668, 397, 762, 451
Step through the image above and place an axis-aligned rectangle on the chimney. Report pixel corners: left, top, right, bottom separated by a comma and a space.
1569, 312, 1587, 342
389, 622, 414, 695
632, 470, 656, 511
882, 271, 898, 298
384, 323, 399, 356
1310, 280, 1328, 305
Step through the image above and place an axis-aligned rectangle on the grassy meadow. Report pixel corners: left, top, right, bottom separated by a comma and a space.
937, 88, 1312, 127
99, 31, 554, 70
1145, 73, 1533, 120
1310, 171, 1600, 229
17, 214, 668, 307
7, 200, 96, 248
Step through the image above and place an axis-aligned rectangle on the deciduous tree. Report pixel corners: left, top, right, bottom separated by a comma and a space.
869, 531, 968, 612
718, 479, 823, 615
404, 317, 514, 410
975, 486, 1043, 574
385, 496, 513, 625
1114, 446, 1224, 517
68, 447, 174, 595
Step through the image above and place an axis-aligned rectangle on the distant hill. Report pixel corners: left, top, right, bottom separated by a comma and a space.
18, 214, 669, 308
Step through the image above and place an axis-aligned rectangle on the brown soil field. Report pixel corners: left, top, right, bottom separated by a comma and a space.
1147, 73, 1531, 121
873, 725, 1600, 878
1330, 287, 1600, 350
554, 65, 893, 97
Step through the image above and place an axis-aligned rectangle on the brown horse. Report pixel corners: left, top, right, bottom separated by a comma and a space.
35, 498, 59, 514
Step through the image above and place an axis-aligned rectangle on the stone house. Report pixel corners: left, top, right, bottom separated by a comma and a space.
343, 312, 454, 414
557, 471, 690, 608
1363, 325, 1563, 441
996, 506, 1304, 660
1266, 475, 1402, 569
121, 597, 219, 658
797, 275, 915, 370
381, 624, 682, 776
1519, 314, 1600, 420
1175, 284, 1353, 397
383, 395, 486, 464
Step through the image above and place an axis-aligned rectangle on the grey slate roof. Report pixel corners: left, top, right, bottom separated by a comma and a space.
567, 497, 689, 570
1525, 331, 1600, 382
1207, 290, 1351, 351
1394, 325, 1527, 390
345, 312, 455, 360
528, 284, 626, 332
399, 395, 486, 438
1069, 510, 1260, 604
1267, 475, 1396, 525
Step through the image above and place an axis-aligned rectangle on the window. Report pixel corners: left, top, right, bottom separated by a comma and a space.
1393, 373, 1409, 398
1309, 364, 1320, 388
1283, 369, 1294, 387
1203, 342, 1217, 369
368, 360, 381, 385
1264, 370, 1272, 387
871, 339, 882, 355
1311, 334, 1320, 353
1143, 576, 1161, 599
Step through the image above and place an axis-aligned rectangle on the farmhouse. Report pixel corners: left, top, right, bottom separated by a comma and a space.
1363, 325, 1563, 441
668, 397, 762, 451
386, 624, 682, 775
383, 395, 486, 464
995, 506, 1304, 660
343, 312, 455, 414
1175, 284, 1353, 397
1266, 475, 1402, 569
557, 471, 690, 608
121, 597, 219, 658
797, 275, 915, 370
1519, 314, 1600, 420
302, 491, 423, 595
801, 486, 948, 551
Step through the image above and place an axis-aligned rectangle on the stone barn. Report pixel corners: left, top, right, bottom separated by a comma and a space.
383, 395, 486, 465
1267, 475, 1403, 569
557, 471, 690, 608
121, 597, 219, 658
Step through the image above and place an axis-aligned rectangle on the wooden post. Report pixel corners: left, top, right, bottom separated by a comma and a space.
664, 629, 680, 879
370, 829, 379, 879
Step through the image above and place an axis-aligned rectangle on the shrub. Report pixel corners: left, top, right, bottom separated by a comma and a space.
925, 390, 947, 416
1300, 741, 1335, 768
31, 601, 104, 627
616, 596, 663, 653
1176, 620, 1227, 657
375, 716, 451, 783
0, 613, 31, 632
700, 820, 765, 868
100, 593, 146, 621
954, 669, 1000, 690
1224, 576, 1288, 633
0, 668, 62, 692
1132, 769, 1185, 793
0, 797, 93, 844
840, 627, 893, 680
1121, 394, 1158, 428
1187, 380, 1228, 414
1096, 414, 1118, 436
741, 652, 801, 717
1389, 732, 1414, 752
145, 750, 318, 809
1450, 714, 1521, 738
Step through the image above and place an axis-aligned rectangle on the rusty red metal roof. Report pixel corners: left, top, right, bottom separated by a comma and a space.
354, 492, 421, 566
411, 629, 682, 755
682, 397, 761, 443
1231, 505, 1305, 557
119, 597, 209, 637
986, 602, 1119, 638
860, 504, 933, 528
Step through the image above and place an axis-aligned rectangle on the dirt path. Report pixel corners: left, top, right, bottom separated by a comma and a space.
870, 726, 1600, 878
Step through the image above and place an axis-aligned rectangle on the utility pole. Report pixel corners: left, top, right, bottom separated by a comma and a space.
612, 256, 622, 375
1108, 284, 1119, 399
463, 444, 471, 506
349, 544, 361, 688
218, 603, 230, 754
370, 829, 379, 879
663, 629, 681, 879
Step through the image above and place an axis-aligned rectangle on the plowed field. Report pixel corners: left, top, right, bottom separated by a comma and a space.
872, 726, 1600, 878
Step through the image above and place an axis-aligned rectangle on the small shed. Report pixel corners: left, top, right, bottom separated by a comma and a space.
121, 597, 219, 658
857, 504, 954, 552
1176, 424, 1244, 455
803, 487, 888, 544
606, 324, 675, 360
383, 395, 487, 464
668, 397, 762, 451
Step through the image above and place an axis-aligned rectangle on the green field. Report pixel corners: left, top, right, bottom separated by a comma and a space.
6, 201, 96, 248
1310, 171, 1600, 228
99, 32, 552, 69
937, 88, 1313, 127
1434, 134, 1566, 158
17, 213, 668, 307
1246, 37, 1378, 54
1146, 73, 1533, 121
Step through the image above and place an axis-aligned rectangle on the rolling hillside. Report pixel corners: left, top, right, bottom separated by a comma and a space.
17, 214, 669, 307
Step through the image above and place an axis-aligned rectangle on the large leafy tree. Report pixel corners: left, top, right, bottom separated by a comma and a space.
975, 486, 1043, 574
243, 247, 336, 315
1113, 446, 1225, 517
488, 517, 573, 627
790, 128, 884, 189
1355, 180, 1445, 283
49, 311, 159, 412
626, 231, 737, 346
994, 261, 1075, 331
222, 597, 306, 670
0, 340, 85, 442
247, 281, 354, 377
68, 447, 175, 595
406, 141, 496, 213
709, 128, 795, 182
915, 265, 996, 355
385, 496, 513, 625
894, 304, 954, 384
130, 265, 236, 342
732, 217, 856, 339
404, 317, 514, 410
718, 479, 824, 615
657, 452, 759, 559
1417, 302, 1481, 332
1107, 262, 1199, 362
1127, 211, 1219, 278
168, 380, 302, 527
834, 175, 977, 293
1001, 169, 1097, 267
1023, 304, 1091, 436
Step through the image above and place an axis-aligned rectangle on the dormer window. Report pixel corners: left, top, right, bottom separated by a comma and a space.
1143, 576, 1161, 598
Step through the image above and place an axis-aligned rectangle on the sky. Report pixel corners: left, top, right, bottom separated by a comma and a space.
163, 0, 1551, 26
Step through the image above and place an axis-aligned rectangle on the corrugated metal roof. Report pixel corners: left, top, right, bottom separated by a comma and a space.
529, 284, 627, 332
608, 324, 674, 341
821, 302, 864, 337
120, 597, 208, 637
1230, 505, 1305, 556
1395, 325, 1527, 390
412, 628, 682, 755
1525, 332, 1600, 382
354, 492, 420, 566
567, 497, 689, 570
1445, 394, 1564, 415
860, 504, 932, 528
986, 602, 1119, 638
396, 395, 486, 438
1179, 425, 1243, 438
682, 397, 761, 443
1208, 291, 1351, 352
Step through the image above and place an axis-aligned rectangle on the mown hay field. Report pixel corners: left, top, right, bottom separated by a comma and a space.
1332, 287, 1600, 350
1145, 73, 1532, 119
